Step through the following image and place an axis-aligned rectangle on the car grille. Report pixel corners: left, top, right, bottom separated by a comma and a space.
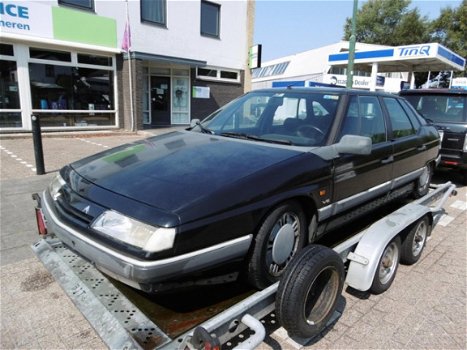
54, 186, 95, 225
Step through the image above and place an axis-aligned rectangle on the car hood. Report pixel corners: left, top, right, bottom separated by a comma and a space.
70, 131, 303, 213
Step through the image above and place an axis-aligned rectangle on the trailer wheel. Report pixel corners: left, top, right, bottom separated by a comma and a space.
370, 236, 401, 294
401, 216, 430, 265
276, 245, 344, 339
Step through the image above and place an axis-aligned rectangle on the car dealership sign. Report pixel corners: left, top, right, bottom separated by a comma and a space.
0, 1, 53, 39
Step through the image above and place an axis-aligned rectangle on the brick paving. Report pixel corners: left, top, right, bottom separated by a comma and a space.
1, 130, 466, 349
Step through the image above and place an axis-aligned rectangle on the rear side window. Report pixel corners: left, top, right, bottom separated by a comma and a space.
338, 95, 387, 144
399, 99, 422, 129
383, 97, 415, 139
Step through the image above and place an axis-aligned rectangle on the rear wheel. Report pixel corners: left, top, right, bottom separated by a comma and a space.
401, 216, 430, 265
247, 201, 307, 290
369, 236, 401, 294
276, 245, 344, 339
413, 164, 432, 198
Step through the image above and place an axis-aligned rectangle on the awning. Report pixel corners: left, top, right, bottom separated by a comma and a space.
328, 43, 465, 73
124, 51, 207, 67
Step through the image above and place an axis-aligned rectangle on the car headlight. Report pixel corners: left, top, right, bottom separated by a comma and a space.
91, 210, 176, 253
49, 173, 66, 200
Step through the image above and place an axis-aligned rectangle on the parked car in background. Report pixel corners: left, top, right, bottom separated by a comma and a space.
35, 88, 440, 292
400, 89, 467, 184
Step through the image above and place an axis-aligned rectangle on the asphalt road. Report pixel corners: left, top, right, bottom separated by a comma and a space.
1, 130, 465, 349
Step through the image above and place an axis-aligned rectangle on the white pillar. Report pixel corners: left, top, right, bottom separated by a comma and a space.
369, 62, 378, 91
410, 71, 416, 89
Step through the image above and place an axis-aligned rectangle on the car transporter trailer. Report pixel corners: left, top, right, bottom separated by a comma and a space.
32, 181, 457, 350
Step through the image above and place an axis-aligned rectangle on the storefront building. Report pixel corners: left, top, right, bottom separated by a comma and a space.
0, 0, 253, 133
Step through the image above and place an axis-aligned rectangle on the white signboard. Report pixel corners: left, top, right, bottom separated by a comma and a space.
192, 86, 210, 99
0, 1, 53, 39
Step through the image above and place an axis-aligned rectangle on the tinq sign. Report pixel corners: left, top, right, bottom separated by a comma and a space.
398, 45, 432, 57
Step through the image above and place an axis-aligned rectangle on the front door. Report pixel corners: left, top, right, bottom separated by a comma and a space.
151, 76, 171, 126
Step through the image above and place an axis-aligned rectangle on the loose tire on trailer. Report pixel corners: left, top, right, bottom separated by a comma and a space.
400, 216, 430, 265
247, 201, 307, 290
369, 236, 401, 295
276, 245, 344, 339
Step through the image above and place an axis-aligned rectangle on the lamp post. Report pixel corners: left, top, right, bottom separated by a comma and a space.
346, 0, 358, 88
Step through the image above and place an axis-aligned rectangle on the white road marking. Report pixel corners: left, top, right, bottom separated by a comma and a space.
0, 147, 36, 172
450, 200, 467, 211
437, 214, 455, 227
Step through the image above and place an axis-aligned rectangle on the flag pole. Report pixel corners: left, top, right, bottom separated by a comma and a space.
125, 0, 135, 132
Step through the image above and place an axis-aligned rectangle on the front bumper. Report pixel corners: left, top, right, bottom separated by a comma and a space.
38, 190, 252, 291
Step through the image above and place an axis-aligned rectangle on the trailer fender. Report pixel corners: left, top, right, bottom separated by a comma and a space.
345, 203, 431, 292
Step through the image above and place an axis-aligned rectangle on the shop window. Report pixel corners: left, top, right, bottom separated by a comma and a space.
201, 1, 220, 38
0, 59, 21, 128
78, 54, 112, 66
141, 0, 166, 26
58, 0, 94, 11
0, 44, 14, 56
29, 61, 115, 127
30, 48, 71, 62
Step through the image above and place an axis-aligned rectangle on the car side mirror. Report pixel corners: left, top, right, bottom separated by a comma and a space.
335, 135, 372, 155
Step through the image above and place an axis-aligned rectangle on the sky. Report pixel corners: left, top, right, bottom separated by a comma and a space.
254, 0, 463, 62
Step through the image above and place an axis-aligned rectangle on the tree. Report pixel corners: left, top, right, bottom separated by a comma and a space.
343, 0, 430, 46
430, 0, 466, 76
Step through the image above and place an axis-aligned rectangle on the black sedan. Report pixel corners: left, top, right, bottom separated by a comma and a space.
36, 88, 440, 292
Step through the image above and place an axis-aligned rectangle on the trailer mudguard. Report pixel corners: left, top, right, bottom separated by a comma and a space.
345, 203, 431, 292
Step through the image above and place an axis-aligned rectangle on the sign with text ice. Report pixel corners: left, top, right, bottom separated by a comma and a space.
0, 1, 53, 39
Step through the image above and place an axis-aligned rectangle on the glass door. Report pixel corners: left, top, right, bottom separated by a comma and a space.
150, 76, 171, 126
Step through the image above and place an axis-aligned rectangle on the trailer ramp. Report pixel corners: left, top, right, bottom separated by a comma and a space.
32, 238, 171, 350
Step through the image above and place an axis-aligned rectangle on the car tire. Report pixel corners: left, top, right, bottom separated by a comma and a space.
276, 244, 344, 339
413, 164, 433, 198
247, 201, 307, 290
401, 216, 430, 265
369, 236, 401, 294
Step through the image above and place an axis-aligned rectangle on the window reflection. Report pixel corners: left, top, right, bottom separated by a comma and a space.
0, 60, 20, 109
29, 63, 114, 111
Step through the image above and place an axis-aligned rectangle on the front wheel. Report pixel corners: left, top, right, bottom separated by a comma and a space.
247, 201, 307, 290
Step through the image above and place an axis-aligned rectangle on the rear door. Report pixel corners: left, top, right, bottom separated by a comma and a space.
381, 96, 428, 182
332, 95, 393, 205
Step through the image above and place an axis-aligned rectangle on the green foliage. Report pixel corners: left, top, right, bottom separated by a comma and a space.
430, 0, 466, 76
343, 0, 430, 46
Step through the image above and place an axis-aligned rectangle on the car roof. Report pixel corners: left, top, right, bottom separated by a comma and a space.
400, 89, 467, 96
251, 87, 400, 98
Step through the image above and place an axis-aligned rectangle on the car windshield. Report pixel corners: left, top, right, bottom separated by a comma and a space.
193, 91, 341, 146
404, 94, 466, 123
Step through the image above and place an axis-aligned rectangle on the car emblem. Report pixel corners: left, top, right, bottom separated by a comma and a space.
82, 205, 90, 214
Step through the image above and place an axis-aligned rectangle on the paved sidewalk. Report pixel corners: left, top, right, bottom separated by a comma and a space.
1, 131, 466, 349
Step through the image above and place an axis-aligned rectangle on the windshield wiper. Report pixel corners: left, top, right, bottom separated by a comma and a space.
189, 120, 213, 134
220, 132, 292, 145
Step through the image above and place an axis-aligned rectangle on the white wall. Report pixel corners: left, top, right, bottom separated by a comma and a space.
96, 0, 248, 70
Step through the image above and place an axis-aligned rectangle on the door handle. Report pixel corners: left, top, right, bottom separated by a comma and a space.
417, 145, 427, 151
381, 156, 394, 164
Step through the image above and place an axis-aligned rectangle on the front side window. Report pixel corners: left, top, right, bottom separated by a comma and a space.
58, 0, 94, 11
338, 95, 386, 144
201, 1, 220, 38
383, 97, 415, 139
141, 0, 166, 25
